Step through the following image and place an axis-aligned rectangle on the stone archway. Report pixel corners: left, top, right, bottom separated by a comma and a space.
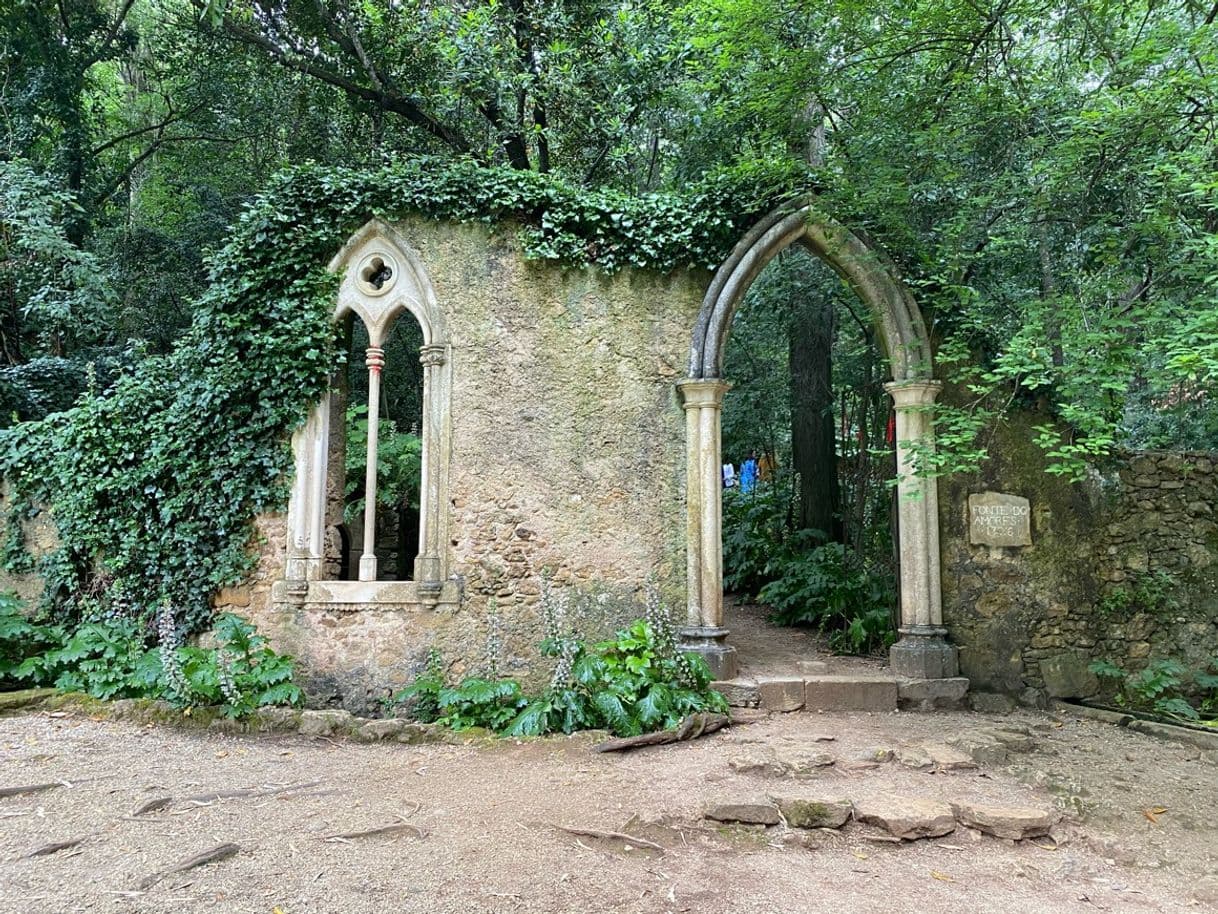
678, 204, 956, 682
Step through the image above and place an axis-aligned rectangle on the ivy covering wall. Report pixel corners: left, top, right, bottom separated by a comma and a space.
0, 158, 810, 632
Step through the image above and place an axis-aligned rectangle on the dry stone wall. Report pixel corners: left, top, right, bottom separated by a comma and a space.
941, 412, 1218, 705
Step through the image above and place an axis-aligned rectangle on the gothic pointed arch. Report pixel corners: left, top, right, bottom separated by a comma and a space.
678, 202, 956, 682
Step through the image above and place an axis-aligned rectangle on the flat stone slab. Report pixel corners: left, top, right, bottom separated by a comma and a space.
952, 802, 1059, 840
895, 745, 933, 769
781, 749, 836, 777
853, 794, 956, 840
772, 796, 852, 829
728, 749, 788, 778
704, 801, 781, 826
923, 742, 979, 771
758, 678, 805, 712
804, 676, 898, 712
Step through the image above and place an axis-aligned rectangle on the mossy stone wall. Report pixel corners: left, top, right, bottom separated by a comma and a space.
940, 411, 1218, 704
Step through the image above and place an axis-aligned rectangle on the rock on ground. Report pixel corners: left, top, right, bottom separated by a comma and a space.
772, 797, 852, 829
951, 802, 1059, 840
852, 794, 956, 840
704, 801, 781, 826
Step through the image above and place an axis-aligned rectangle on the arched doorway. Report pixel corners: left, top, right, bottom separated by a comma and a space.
678, 204, 955, 682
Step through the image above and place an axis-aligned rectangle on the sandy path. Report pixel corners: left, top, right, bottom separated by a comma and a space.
1, 707, 1214, 914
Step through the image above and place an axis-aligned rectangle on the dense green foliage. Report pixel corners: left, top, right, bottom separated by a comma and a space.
1090, 657, 1218, 725
723, 487, 894, 654
0, 592, 300, 715
395, 619, 727, 738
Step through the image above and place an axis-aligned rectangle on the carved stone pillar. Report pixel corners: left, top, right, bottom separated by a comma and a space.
885, 380, 957, 678
677, 378, 737, 681
358, 346, 385, 582
413, 343, 448, 597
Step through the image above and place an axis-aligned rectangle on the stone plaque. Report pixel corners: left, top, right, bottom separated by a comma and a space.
968, 492, 1032, 547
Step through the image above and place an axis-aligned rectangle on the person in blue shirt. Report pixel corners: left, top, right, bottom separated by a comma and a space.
740, 450, 758, 493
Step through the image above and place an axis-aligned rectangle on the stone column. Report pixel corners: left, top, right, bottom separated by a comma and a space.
885, 380, 957, 679
676, 379, 737, 681
359, 346, 385, 582
413, 343, 447, 597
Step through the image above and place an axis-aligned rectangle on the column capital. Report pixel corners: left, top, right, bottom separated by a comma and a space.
677, 378, 732, 410
884, 379, 942, 409
419, 343, 447, 368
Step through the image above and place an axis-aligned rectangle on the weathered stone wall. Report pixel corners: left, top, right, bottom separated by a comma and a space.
941, 413, 1218, 705
244, 216, 707, 709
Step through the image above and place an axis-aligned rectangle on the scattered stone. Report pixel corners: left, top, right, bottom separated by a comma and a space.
968, 692, 1016, 714
852, 794, 956, 840
772, 796, 852, 829
704, 801, 781, 826
354, 719, 407, 743
922, 742, 979, 770
298, 709, 355, 738
895, 745, 933, 769
757, 678, 805, 712
951, 802, 1059, 840
253, 706, 301, 732
782, 750, 835, 777
395, 723, 440, 744
856, 746, 894, 764
728, 749, 788, 778
944, 731, 1007, 765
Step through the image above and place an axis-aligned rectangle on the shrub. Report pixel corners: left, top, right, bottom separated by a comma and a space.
392, 617, 728, 738
1090, 657, 1218, 724
0, 592, 300, 716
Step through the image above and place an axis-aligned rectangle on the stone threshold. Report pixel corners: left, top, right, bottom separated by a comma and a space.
714, 675, 969, 712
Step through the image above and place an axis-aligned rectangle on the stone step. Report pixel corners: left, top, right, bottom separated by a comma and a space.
714, 675, 901, 712
715, 674, 971, 712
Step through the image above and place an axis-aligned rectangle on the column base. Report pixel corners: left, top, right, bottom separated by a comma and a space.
358, 554, 378, 582
679, 626, 738, 681
889, 626, 959, 679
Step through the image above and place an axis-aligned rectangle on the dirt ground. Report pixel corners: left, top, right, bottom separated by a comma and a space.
2, 705, 1216, 914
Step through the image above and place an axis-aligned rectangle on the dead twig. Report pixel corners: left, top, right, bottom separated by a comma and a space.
0, 782, 63, 799
324, 818, 426, 842
550, 824, 665, 853
138, 843, 241, 890
130, 796, 173, 817
180, 781, 321, 804
25, 836, 87, 858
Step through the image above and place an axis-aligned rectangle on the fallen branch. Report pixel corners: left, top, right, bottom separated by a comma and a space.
25, 837, 87, 858
592, 713, 729, 753
181, 781, 321, 804
0, 782, 64, 799
138, 843, 240, 890
550, 824, 665, 853
324, 819, 426, 842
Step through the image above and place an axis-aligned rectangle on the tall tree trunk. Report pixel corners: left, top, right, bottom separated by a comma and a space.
789, 288, 841, 542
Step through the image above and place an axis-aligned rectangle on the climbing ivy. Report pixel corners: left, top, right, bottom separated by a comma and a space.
0, 158, 811, 632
